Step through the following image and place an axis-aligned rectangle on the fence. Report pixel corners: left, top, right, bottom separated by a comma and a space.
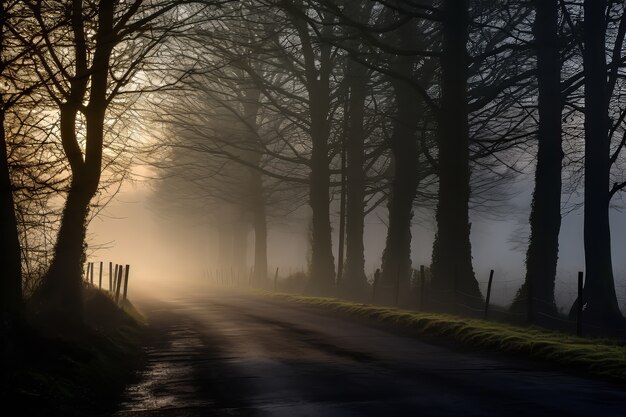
83, 261, 131, 306
364, 265, 626, 337
413, 268, 626, 337
205, 264, 626, 339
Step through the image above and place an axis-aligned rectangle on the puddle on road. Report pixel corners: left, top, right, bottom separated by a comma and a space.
114, 327, 214, 415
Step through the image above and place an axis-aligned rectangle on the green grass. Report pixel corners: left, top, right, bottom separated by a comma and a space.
260, 291, 626, 382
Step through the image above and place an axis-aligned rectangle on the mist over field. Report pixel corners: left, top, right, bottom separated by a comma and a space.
89, 175, 626, 310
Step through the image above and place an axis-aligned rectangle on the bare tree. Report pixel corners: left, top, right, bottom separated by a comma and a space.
512, 0, 563, 321
577, 0, 624, 324
16, 0, 199, 320
430, 0, 482, 306
0, 0, 23, 325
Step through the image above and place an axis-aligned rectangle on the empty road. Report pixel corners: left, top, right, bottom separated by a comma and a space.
114, 288, 626, 416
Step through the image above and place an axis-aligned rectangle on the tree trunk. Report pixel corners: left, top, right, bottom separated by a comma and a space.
41, 104, 105, 320
336, 140, 346, 288
41, 182, 93, 319
577, 0, 622, 324
0, 2, 22, 324
252, 189, 268, 286
431, 0, 482, 310
513, 0, 562, 320
0, 110, 22, 324
38, 0, 114, 322
240, 87, 267, 286
307, 125, 336, 295
300, 22, 336, 295
36, 105, 87, 319
377, 65, 421, 305
341, 61, 368, 299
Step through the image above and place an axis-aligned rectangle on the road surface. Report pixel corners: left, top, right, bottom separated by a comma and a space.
114, 288, 626, 416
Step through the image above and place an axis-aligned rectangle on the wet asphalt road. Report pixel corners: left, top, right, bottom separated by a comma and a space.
114, 288, 626, 417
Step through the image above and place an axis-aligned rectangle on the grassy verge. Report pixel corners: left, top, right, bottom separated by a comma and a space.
262, 291, 626, 382
3, 288, 145, 416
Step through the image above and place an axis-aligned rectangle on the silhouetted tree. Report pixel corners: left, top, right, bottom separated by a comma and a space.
338, 1, 374, 299
19, 0, 197, 321
577, 0, 624, 324
378, 19, 436, 305
513, 0, 563, 320
430, 0, 482, 306
0, 0, 23, 325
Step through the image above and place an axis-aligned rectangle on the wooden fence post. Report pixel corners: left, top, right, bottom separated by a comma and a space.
420, 265, 426, 311
484, 269, 494, 320
89, 262, 94, 285
577, 271, 584, 337
113, 264, 118, 293
274, 267, 279, 292
98, 261, 103, 289
123, 264, 130, 301
115, 265, 123, 304
395, 269, 401, 307
84, 262, 90, 283
109, 262, 113, 291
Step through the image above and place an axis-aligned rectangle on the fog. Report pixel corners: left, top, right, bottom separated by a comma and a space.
10, 2, 626, 415
87, 167, 626, 312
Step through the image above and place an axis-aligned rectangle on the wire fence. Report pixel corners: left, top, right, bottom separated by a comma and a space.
402, 268, 626, 338
204, 264, 626, 338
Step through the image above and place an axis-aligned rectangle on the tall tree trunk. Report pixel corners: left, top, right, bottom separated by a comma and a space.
578, 0, 622, 324
0, 111, 22, 324
37, 104, 86, 318
252, 185, 268, 286
241, 87, 267, 286
42, 181, 93, 318
292, 12, 335, 296
307, 120, 336, 295
431, 0, 482, 309
39, 0, 113, 321
341, 61, 368, 299
0, 2, 22, 325
42, 105, 105, 319
377, 63, 421, 305
513, 0, 562, 320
